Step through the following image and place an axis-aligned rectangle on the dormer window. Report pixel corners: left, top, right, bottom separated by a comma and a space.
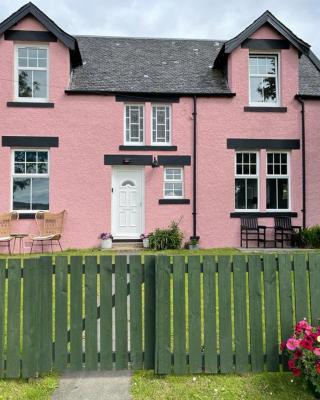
249, 54, 279, 106
15, 45, 48, 102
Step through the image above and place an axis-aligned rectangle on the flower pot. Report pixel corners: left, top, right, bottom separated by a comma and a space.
142, 238, 149, 248
101, 238, 112, 249
188, 244, 199, 250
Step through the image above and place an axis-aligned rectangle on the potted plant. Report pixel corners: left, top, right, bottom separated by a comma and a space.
281, 319, 320, 398
140, 233, 149, 248
99, 232, 113, 249
188, 237, 199, 250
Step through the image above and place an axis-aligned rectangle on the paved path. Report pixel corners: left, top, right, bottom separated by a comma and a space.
51, 371, 132, 400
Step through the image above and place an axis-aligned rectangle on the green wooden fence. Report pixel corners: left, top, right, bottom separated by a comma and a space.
0, 253, 319, 377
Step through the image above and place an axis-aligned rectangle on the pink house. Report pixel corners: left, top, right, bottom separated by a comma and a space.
0, 3, 319, 249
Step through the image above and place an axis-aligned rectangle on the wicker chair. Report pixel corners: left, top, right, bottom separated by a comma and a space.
29, 210, 66, 253
0, 212, 18, 254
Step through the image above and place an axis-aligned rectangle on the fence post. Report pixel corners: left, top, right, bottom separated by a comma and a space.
0, 259, 5, 378
144, 255, 156, 370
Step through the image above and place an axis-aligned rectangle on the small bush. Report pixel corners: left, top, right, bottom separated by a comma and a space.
294, 225, 320, 248
148, 221, 183, 250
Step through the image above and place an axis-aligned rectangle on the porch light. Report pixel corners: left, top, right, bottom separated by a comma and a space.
152, 157, 160, 168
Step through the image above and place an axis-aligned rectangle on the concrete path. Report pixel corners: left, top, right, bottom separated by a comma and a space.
51, 371, 132, 400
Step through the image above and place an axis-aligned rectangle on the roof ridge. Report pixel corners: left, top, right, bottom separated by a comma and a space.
75, 35, 226, 43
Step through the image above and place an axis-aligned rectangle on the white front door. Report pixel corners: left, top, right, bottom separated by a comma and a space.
112, 167, 144, 239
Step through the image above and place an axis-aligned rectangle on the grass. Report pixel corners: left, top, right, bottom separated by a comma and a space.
132, 371, 315, 400
0, 374, 58, 400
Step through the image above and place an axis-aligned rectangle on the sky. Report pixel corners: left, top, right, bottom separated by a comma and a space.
0, 0, 319, 57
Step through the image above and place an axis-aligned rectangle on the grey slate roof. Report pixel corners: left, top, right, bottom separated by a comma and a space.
69, 35, 320, 96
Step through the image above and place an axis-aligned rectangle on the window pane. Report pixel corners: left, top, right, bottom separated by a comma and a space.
267, 153, 273, 164
33, 70, 47, 98
236, 153, 242, 163
266, 57, 276, 74
28, 48, 37, 59
243, 164, 249, 174
18, 48, 27, 58
250, 153, 256, 163
38, 163, 48, 174
274, 164, 280, 175
38, 151, 48, 162
267, 165, 273, 175
274, 153, 280, 163
243, 153, 249, 163
235, 179, 246, 209
26, 163, 37, 173
18, 70, 32, 97
26, 152, 36, 162
281, 165, 287, 175
263, 77, 277, 103
236, 165, 242, 175
32, 178, 49, 210
15, 151, 25, 162
13, 178, 31, 210
250, 76, 264, 103
14, 163, 25, 174
266, 179, 277, 209
250, 164, 256, 175
38, 49, 47, 59
18, 58, 27, 67
281, 153, 287, 163
247, 179, 258, 209
278, 179, 288, 209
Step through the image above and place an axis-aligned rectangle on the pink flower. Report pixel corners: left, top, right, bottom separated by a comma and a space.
294, 349, 303, 359
286, 338, 300, 351
295, 320, 312, 335
314, 348, 320, 356
316, 362, 320, 375
292, 368, 302, 377
280, 341, 286, 352
288, 359, 296, 369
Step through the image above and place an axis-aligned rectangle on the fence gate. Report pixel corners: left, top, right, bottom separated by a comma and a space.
0, 253, 320, 377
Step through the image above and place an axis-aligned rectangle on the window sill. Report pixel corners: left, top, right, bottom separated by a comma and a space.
7, 102, 54, 108
18, 213, 36, 219
230, 211, 298, 218
119, 145, 177, 151
159, 199, 190, 204
244, 106, 287, 113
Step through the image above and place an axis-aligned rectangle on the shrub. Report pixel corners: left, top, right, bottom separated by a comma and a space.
294, 225, 320, 248
281, 320, 320, 397
148, 221, 183, 250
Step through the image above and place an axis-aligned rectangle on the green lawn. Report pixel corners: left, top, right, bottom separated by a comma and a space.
132, 371, 314, 400
0, 374, 58, 400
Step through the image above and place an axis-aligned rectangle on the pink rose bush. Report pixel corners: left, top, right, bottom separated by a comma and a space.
281, 319, 320, 396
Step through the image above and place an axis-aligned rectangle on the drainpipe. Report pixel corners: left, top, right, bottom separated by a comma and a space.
191, 95, 198, 240
296, 95, 306, 228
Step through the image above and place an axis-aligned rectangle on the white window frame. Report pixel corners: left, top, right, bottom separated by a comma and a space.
266, 151, 291, 211
248, 52, 280, 107
151, 104, 171, 145
11, 148, 50, 213
163, 166, 184, 199
124, 104, 145, 145
235, 151, 259, 211
14, 44, 49, 102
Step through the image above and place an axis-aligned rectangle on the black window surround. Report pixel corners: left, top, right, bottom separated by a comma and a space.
2, 136, 59, 148
241, 38, 290, 50
227, 139, 300, 150
104, 154, 153, 166
119, 145, 177, 151
230, 211, 298, 218
159, 199, 190, 205
115, 94, 180, 103
158, 155, 191, 166
244, 106, 287, 113
7, 102, 54, 108
4, 30, 57, 42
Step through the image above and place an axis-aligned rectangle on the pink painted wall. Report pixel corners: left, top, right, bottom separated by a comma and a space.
0, 17, 319, 250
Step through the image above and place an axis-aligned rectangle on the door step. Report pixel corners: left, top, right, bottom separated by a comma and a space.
112, 240, 143, 250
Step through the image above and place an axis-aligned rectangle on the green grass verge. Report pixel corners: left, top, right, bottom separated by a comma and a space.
132, 371, 314, 400
0, 374, 58, 400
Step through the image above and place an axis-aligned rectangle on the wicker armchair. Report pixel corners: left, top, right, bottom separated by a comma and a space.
29, 210, 66, 253
0, 212, 18, 254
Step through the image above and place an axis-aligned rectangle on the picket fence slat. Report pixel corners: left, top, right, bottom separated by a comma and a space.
188, 256, 202, 373
218, 256, 233, 373
85, 256, 98, 371
293, 254, 308, 322
173, 256, 187, 374
115, 256, 128, 370
233, 255, 248, 373
22, 258, 40, 378
278, 254, 293, 370
38, 257, 52, 373
100, 256, 113, 370
70, 256, 83, 371
6, 259, 21, 378
54, 256, 68, 372
309, 253, 320, 326
263, 254, 279, 372
0, 259, 5, 378
130, 255, 143, 370
144, 255, 156, 370
155, 255, 171, 374
203, 256, 217, 373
